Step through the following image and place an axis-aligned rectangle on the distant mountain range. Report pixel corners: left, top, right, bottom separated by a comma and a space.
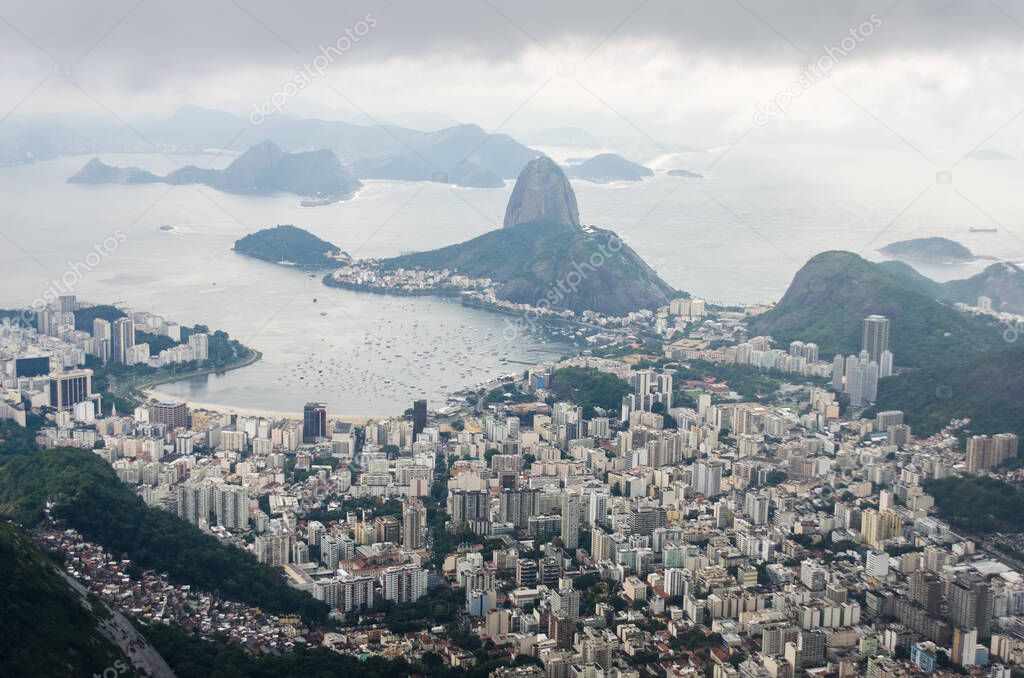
380, 157, 677, 315
24, 106, 540, 188
880, 260, 1024, 314
68, 140, 362, 201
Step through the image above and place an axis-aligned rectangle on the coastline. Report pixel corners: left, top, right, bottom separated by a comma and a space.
139, 390, 383, 424
138, 348, 265, 391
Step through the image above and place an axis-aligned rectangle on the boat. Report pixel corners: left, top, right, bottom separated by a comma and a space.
320, 311, 327, 316
970, 227, 998, 233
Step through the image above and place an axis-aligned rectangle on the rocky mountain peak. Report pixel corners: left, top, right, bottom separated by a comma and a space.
503, 156, 580, 229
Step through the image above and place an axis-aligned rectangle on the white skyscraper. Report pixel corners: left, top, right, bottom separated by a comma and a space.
694, 459, 723, 498
879, 349, 894, 378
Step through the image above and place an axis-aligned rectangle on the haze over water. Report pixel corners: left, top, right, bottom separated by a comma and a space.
2, 144, 1023, 414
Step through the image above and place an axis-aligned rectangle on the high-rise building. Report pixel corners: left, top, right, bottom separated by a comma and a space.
112, 317, 135, 365
412, 399, 427, 442
832, 354, 845, 391
560, 492, 582, 549
950, 574, 992, 639
587, 490, 609, 527
214, 484, 251, 530
966, 434, 1020, 474
694, 459, 723, 497
188, 332, 209, 362
380, 564, 428, 603
516, 558, 537, 586
862, 315, 891, 364
303, 402, 327, 443
499, 488, 539, 529
48, 368, 93, 411
149, 400, 188, 430
402, 500, 426, 549
880, 349, 894, 378
447, 489, 490, 534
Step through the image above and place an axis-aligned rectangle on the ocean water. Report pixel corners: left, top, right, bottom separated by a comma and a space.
1, 144, 1022, 413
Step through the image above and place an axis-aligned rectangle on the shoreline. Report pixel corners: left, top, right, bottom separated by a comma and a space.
139, 390, 384, 425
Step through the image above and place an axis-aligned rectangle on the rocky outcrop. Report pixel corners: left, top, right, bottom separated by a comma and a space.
503, 156, 580, 229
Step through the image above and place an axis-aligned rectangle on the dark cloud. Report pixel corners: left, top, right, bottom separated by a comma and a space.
0, 0, 1019, 86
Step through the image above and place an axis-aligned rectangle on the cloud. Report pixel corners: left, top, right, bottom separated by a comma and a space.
2, 0, 1024, 155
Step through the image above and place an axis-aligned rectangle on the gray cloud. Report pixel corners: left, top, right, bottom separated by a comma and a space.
2, 0, 1024, 155
1, 0, 1020, 82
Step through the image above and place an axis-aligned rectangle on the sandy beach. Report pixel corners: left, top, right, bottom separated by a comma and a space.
141, 389, 384, 425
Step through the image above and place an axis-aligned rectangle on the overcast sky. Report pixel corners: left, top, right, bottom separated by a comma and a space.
3, 0, 1024, 156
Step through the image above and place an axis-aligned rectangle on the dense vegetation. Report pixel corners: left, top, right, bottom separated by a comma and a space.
0, 417, 39, 457
483, 382, 535, 405
924, 476, 1024, 533
233, 224, 347, 269
882, 260, 1024, 316
879, 237, 974, 262
869, 346, 1024, 439
0, 521, 132, 676
0, 448, 328, 622
748, 251, 1002, 367
383, 220, 677, 315
549, 366, 631, 418
73, 304, 126, 331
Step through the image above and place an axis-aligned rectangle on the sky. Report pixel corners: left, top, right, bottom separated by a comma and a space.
3, 0, 1024, 156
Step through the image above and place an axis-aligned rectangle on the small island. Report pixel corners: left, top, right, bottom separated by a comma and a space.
565, 153, 654, 183
233, 225, 350, 270
879, 237, 975, 264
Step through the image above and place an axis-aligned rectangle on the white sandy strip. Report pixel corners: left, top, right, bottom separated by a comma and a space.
141, 389, 384, 424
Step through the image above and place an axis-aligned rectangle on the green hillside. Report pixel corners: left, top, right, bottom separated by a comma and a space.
923, 476, 1024, 534
0, 448, 328, 623
382, 220, 677, 315
550, 367, 631, 418
883, 260, 1024, 315
234, 224, 347, 269
869, 345, 1024, 439
748, 251, 1002, 367
0, 521, 133, 676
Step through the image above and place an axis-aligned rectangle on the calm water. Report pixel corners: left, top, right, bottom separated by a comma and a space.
2, 145, 1023, 413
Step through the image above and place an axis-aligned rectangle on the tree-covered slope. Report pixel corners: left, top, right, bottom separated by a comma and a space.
383, 220, 676, 315
549, 367, 631, 418
748, 251, 1001, 367
0, 521, 134, 677
234, 224, 348, 269
869, 345, 1024, 439
923, 476, 1024, 534
0, 448, 328, 622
